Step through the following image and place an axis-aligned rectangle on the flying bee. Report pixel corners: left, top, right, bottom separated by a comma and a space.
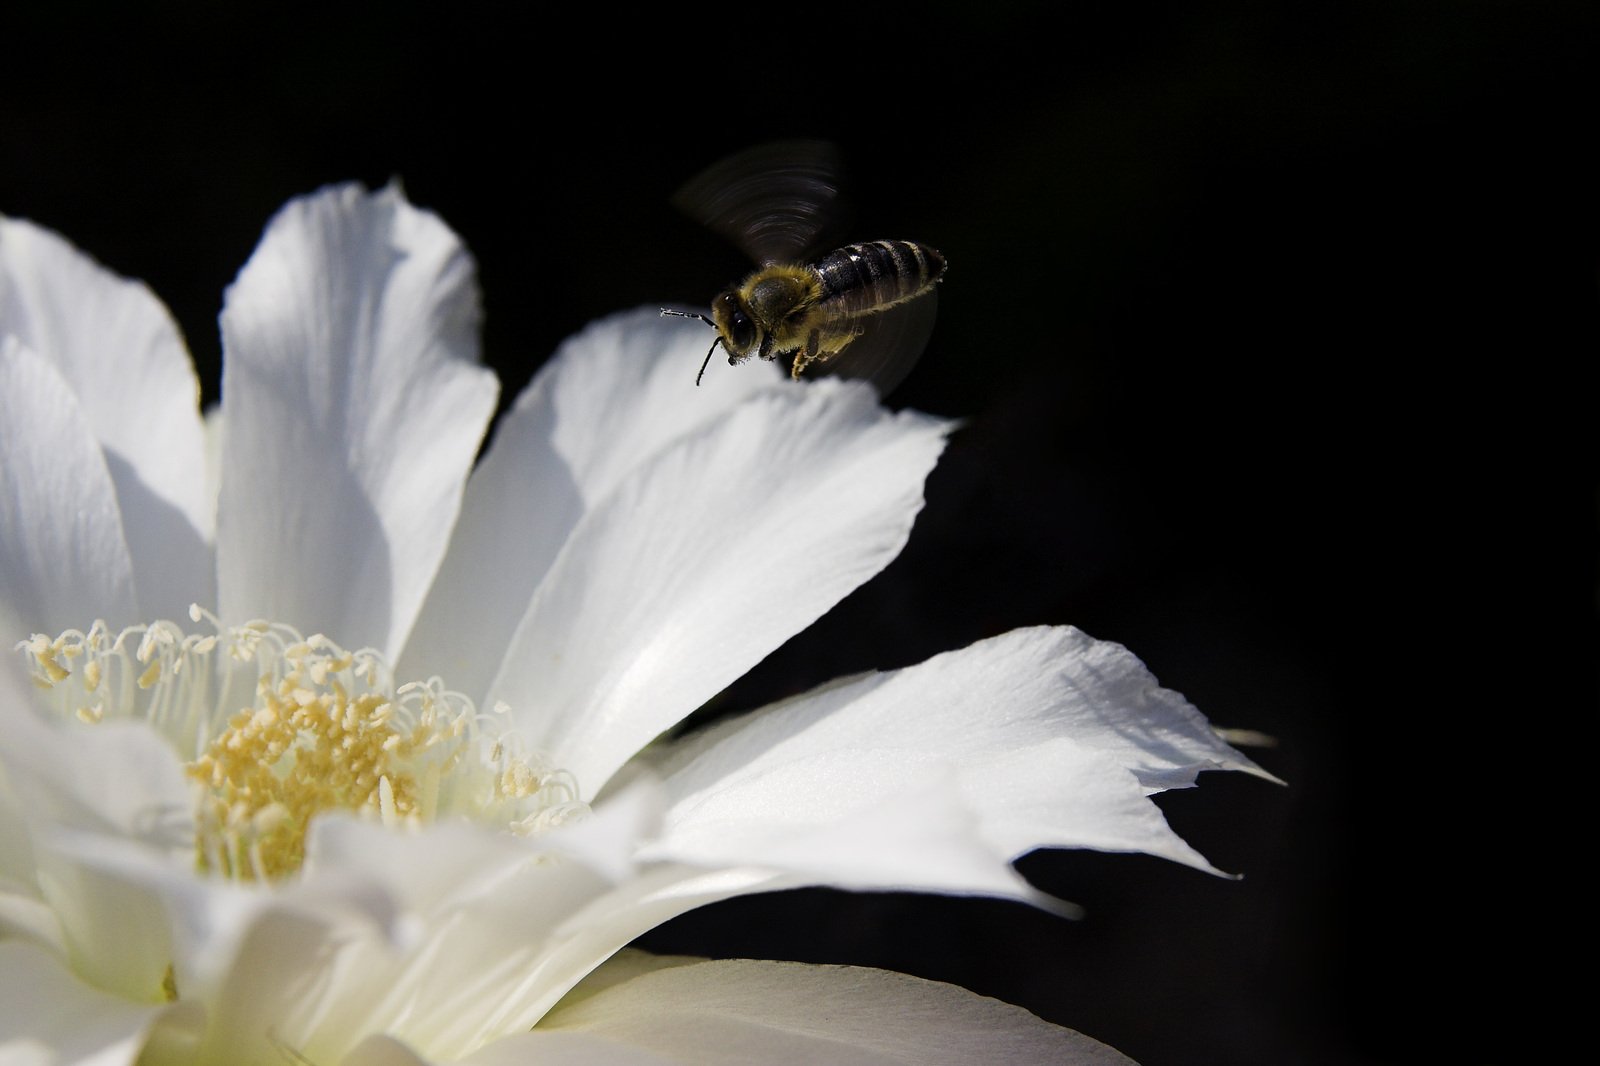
661, 140, 947, 395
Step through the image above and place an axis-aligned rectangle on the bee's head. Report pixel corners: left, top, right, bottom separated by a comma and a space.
709, 289, 759, 360
660, 294, 760, 387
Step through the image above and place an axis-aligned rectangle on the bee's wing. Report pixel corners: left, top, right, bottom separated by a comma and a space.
671, 139, 853, 265
789, 289, 940, 400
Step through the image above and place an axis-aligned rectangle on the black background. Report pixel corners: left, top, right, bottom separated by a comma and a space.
7, 3, 1594, 1063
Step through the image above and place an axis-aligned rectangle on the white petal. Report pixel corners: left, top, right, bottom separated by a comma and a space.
0, 338, 137, 633
145, 812, 645, 1059
399, 308, 782, 702
0, 216, 212, 624
0, 682, 193, 857
0, 940, 168, 1066
342, 1035, 436, 1066
0, 690, 190, 1000
0, 894, 61, 959
0, 644, 58, 956
650, 761, 1049, 902
33, 827, 398, 1064
26, 784, 768, 1061
521, 951, 1135, 1066
283, 791, 708, 1057
489, 378, 954, 797
645, 627, 1275, 891
267, 786, 791, 1059
456, 1031, 675, 1066
217, 183, 498, 656
0, 618, 43, 894
0, 621, 189, 1002
15, 839, 175, 1005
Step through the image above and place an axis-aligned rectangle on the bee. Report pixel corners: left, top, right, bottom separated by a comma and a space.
661, 140, 947, 395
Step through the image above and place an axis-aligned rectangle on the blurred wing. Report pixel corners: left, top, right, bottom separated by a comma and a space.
785, 289, 939, 400
672, 139, 853, 265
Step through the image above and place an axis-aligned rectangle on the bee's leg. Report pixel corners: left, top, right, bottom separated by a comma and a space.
790, 329, 823, 379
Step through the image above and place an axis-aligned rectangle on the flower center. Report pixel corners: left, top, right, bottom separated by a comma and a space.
18, 606, 586, 882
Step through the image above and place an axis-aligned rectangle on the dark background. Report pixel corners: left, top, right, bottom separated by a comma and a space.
8, 3, 1594, 1063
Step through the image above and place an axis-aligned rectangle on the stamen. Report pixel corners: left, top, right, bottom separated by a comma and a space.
16, 608, 589, 882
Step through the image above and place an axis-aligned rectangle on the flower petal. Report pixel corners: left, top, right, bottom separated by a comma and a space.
341, 1035, 439, 1066
105, 798, 670, 1061
488, 377, 955, 797
399, 308, 783, 702
518, 950, 1135, 1066
217, 183, 498, 656
0, 940, 168, 1066
283, 789, 761, 1058
454, 1030, 676, 1066
204, 788, 791, 1060
643, 626, 1275, 892
0, 648, 54, 953
648, 762, 1051, 902
0, 338, 137, 633
0, 215, 212, 624
0, 678, 190, 1001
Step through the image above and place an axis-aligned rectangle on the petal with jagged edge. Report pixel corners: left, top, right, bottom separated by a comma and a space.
641, 626, 1278, 893
400, 308, 783, 703
216, 183, 498, 657
487, 378, 955, 798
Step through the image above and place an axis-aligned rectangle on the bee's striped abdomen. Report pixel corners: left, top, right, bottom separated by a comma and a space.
812, 240, 946, 317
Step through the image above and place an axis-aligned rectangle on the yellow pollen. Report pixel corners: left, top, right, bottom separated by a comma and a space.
42, 653, 70, 683
17, 610, 591, 883
187, 644, 469, 880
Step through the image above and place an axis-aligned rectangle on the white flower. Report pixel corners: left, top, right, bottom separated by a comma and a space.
0, 184, 1274, 1064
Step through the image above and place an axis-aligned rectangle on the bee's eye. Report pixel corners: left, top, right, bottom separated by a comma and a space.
726, 309, 756, 352
712, 291, 757, 355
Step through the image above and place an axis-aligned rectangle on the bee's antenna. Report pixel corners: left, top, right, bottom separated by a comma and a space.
660, 308, 714, 326
661, 308, 721, 387
695, 338, 718, 386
